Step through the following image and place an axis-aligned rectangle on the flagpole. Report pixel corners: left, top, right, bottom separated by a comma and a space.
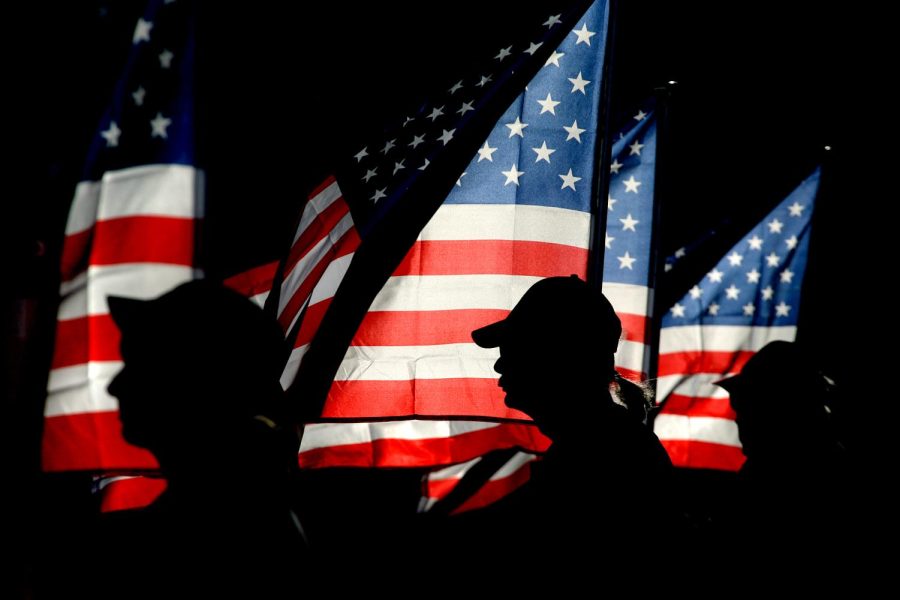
586, 0, 619, 287
646, 81, 676, 397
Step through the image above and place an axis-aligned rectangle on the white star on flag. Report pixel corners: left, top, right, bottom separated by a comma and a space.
502, 164, 524, 186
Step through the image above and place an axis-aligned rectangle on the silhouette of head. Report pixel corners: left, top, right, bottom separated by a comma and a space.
472, 275, 621, 433
717, 341, 833, 465
107, 280, 288, 470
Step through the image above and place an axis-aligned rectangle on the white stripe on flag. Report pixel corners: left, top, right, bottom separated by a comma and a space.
653, 414, 742, 447
660, 325, 797, 354
299, 420, 500, 452
45, 361, 123, 417
278, 212, 355, 315
57, 264, 198, 320
292, 180, 344, 245
280, 345, 309, 389
334, 343, 499, 381
614, 339, 647, 376
283, 252, 355, 335
66, 165, 203, 236
601, 282, 651, 318
655, 373, 731, 404
420, 204, 591, 246
371, 274, 542, 312
428, 457, 481, 482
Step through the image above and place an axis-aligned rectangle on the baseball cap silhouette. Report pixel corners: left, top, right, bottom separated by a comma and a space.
471, 275, 621, 354
716, 340, 818, 394
108, 279, 287, 382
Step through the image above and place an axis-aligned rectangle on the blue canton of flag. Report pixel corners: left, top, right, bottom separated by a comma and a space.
88, 0, 196, 178
601, 104, 657, 380
654, 168, 820, 471
663, 171, 816, 328
442, 6, 607, 213
604, 106, 657, 286
44, 0, 202, 473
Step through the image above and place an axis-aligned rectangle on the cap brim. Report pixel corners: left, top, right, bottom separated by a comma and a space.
108, 295, 149, 333
471, 320, 508, 348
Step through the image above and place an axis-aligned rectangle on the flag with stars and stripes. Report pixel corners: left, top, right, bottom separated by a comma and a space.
653, 168, 820, 471
269, 0, 610, 469
43, 0, 201, 472
416, 102, 658, 511
602, 103, 657, 381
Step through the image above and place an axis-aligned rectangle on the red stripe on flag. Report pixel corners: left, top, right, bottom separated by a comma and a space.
347, 312, 642, 350
322, 378, 527, 420
427, 478, 459, 501
660, 439, 745, 472
616, 367, 645, 382
394, 240, 589, 277
89, 216, 195, 267
617, 312, 648, 344
51, 315, 121, 368
283, 198, 350, 276
60, 228, 93, 282
294, 299, 332, 348
351, 309, 510, 347
453, 462, 532, 514
42, 412, 158, 472
299, 423, 549, 468
279, 229, 360, 330
659, 394, 736, 420
99, 476, 167, 512
657, 350, 755, 378
223, 260, 278, 298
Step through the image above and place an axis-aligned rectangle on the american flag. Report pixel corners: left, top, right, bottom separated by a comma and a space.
43, 0, 201, 472
602, 103, 657, 380
419, 102, 657, 511
653, 168, 820, 471
270, 0, 610, 469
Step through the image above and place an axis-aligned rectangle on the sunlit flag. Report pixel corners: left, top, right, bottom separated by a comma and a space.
270, 0, 610, 469
654, 168, 820, 471
44, 0, 202, 472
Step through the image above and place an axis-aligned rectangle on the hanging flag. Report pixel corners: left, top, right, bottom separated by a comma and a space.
271, 0, 611, 468
43, 0, 201, 472
653, 168, 820, 471
602, 103, 658, 381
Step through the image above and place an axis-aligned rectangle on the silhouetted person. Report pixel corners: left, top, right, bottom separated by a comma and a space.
438, 276, 674, 575
716, 340, 853, 564
98, 280, 303, 596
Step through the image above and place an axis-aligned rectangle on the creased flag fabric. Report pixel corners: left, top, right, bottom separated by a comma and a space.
43, 0, 201, 472
602, 105, 657, 381
269, 1, 609, 468
653, 168, 820, 471
419, 451, 538, 515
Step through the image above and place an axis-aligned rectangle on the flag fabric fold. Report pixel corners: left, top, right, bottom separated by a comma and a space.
653, 168, 820, 471
417, 101, 659, 509
274, 1, 611, 469
43, 0, 201, 472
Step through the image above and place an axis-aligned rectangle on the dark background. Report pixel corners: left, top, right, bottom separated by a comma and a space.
3, 0, 886, 590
